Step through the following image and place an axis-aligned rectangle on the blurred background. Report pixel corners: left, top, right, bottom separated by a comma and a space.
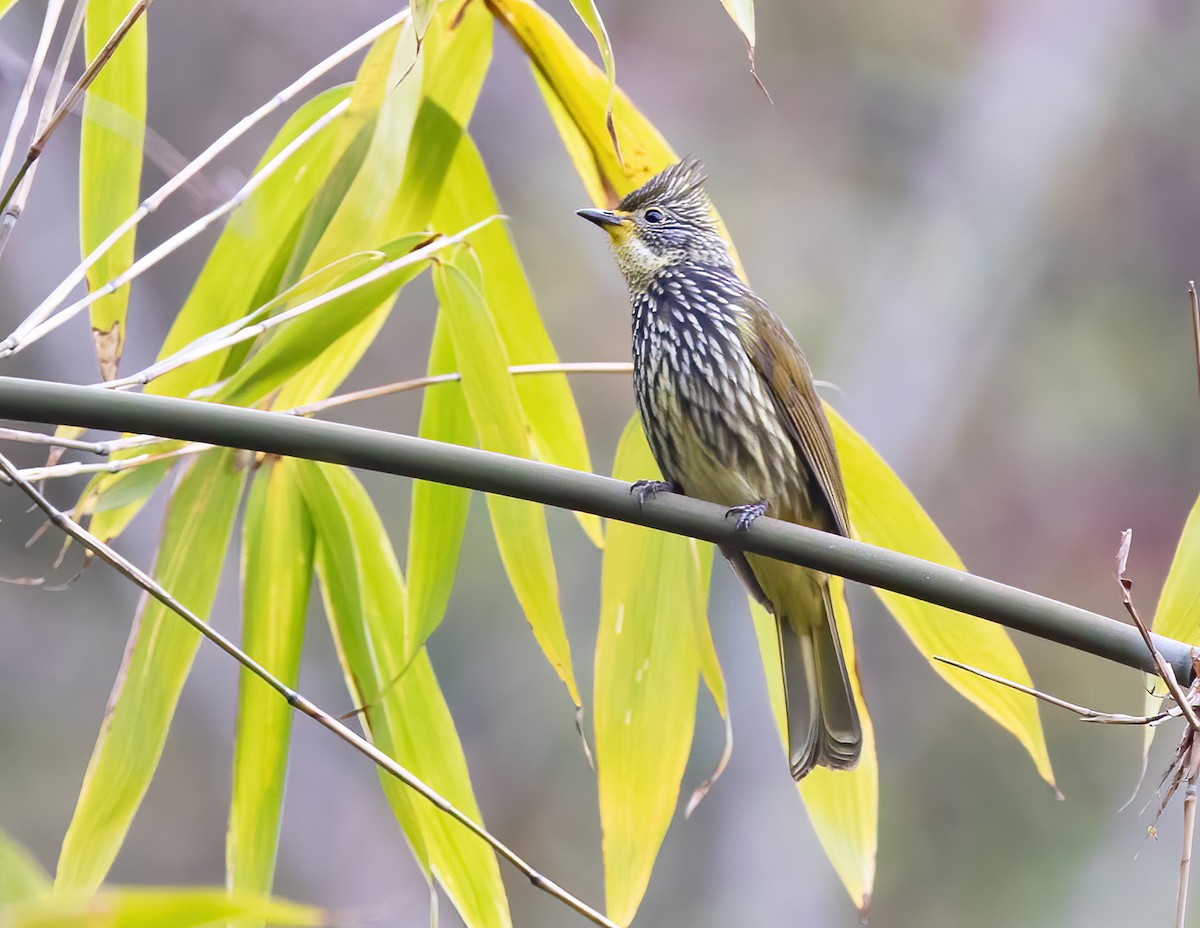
2, 0, 1199, 925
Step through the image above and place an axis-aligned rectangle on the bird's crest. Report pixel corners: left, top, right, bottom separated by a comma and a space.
618, 158, 713, 226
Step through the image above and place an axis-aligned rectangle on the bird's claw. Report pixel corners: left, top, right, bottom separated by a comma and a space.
631, 479, 679, 507
726, 499, 769, 532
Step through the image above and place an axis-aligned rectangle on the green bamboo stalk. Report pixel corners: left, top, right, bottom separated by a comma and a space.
0, 374, 1192, 682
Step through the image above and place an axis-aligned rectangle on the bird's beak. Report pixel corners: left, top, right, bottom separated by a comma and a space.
576, 208, 624, 229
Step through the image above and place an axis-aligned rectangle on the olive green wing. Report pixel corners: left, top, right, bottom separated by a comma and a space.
735, 293, 851, 538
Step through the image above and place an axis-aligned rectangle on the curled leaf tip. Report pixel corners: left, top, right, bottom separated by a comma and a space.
747, 44, 772, 105
685, 712, 733, 819
575, 703, 595, 770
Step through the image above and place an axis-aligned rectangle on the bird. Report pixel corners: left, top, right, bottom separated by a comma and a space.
577, 158, 862, 779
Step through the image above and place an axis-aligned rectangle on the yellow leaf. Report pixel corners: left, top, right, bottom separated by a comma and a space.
56, 450, 247, 893
299, 462, 511, 928
829, 407, 1055, 788
749, 580, 877, 912
81, 0, 146, 378
0, 887, 323, 928
407, 314, 475, 654
0, 827, 49, 903
718, 0, 756, 48
432, 131, 600, 545
595, 416, 713, 924
228, 460, 314, 926
433, 259, 579, 705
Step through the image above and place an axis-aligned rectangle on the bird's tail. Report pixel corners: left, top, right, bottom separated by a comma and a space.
780, 585, 862, 780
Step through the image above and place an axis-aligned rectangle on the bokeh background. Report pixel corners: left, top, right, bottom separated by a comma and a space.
2, 0, 1199, 925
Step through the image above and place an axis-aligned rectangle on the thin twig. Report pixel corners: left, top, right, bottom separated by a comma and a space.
934, 656, 1170, 725
1181, 776, 1197, 928
1116, 529, 1200, 732
96, 216, 501, 391
0, 0, 66, 194
1190, 281, 1200, 406
0, 8, 411, 356
0, 0, 86, 260
0, 427, 110, 455
2, 97, 352, 355
284, 361, 633, 417
0, 452, 620, 928
15, 442, 207, 482
0, 0, 152, 220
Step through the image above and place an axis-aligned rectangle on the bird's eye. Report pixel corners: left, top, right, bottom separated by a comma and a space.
644, 208, 664, 224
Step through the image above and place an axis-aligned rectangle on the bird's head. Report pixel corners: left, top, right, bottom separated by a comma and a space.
577, 158, 732, 290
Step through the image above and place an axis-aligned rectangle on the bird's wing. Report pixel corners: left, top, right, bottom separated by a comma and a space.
735, 292, 851, 538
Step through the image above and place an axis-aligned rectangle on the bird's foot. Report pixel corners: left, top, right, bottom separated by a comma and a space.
631, 479, 680, 506
726, 498, 769, 532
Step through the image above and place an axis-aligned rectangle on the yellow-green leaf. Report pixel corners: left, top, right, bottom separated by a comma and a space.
1140, 493, 1200, 737
595, 416, 713, 925
0, 1, 19, 24
829, 407, 1055, 787
298, 462, 511, 928
0, 828, 49, 903
717, 0, 756, 52
81, 85, 354, 544
228, 459, 313, 923
565, 0, 619, 160
1152, 492, 1200, 645
433, 259, 579, 705
216, 234, 429, 409
81, 0, 146, 379
432, 131, 600, 545
56, 449, 246, 893
407, 314, 474, 654
750, 579, 877, 912
0, 888, 323, 928
499, 0, 743, 265
413, 0, 437, 38
490, 0, 668, 194
272, 8, 493, 411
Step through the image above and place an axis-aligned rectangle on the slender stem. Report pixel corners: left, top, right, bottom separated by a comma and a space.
0, 0, 87, 260
0, 451, 620, 928
0, 7, 411, 354
284, 362, 633, 418
0, 374, 1194, 682
0, 0, 66, 198
2, 98, 351, 356
97, 217, 499, 391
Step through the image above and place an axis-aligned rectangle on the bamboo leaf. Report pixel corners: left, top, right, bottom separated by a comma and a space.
228, 459, 313, 924
828, 408, 1055, 788
271, 7, 493, 411
422, 0, 492, 123
1152, 493, 1200, 646
565, 0, 619, 160
81, 0, 146, 379
490, 0, 669, 194
297, 462, 511, 928
433, 132, 600, 545
1140, 494, 1200, 739
595, 416, 712, 925
717, 0, 756, 53
406, 314, 474, 654
56, 450, 246, 893
0, 828, 49, 903
0, 888, 323, 928
433, 259, 579, 706
750, 580, 877, 912
413, 0, 436, 39
80, 85, 354, 544
215, 233, 429, 409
